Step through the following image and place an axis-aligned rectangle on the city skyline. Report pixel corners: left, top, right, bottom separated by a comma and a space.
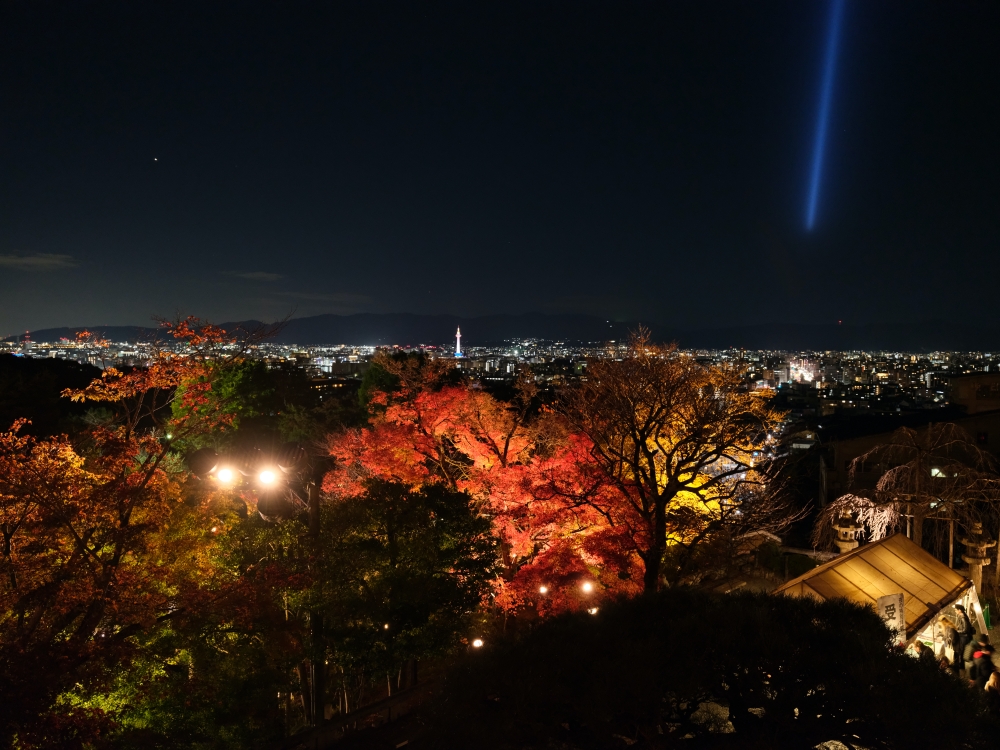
14, 310, 1000, 353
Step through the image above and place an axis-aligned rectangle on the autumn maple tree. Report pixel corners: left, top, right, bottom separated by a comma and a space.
323, 354, 594, 614
323, 340, 790, 615
0, 319, 260, 745
563, 332, 791, 592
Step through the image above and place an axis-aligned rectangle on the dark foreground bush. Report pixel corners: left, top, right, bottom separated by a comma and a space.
418, 589, 999, 749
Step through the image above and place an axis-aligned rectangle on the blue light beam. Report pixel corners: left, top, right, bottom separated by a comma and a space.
805, 0, 846, 231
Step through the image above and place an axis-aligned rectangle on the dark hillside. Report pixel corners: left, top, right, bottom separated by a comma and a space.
0, 355, 102, 436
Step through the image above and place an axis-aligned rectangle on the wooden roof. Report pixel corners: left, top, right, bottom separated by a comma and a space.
774, 533, 971, 637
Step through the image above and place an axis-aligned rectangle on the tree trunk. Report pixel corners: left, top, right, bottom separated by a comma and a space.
307, 481, 325, 726
642, 545, 663, 593
643, 503, 667, 593
994, 526, 1000, 587
297, 661, 312, 724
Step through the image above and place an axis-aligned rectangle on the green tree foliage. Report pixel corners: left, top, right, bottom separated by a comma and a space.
172, 360, 363, 449
430, 589, 999, 749
64, 478, 497, 747
320, 480, 498, 708
90, 505, 309, 750
357, 358, 402, 411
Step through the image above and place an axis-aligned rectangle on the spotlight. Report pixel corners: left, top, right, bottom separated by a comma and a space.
216, 467, 234, 484
258, 470, 277, 486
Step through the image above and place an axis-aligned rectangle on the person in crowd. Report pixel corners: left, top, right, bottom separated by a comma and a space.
939, 618, 960, 674
951, 605, 972, 669
985, 672, 1000, 714
954, 604, 972, 646
964, 631, 985, 676
969, 640, 996, 691
913, 639, 937, 666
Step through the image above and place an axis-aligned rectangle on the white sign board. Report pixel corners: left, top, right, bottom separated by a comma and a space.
877, 593, 906, 644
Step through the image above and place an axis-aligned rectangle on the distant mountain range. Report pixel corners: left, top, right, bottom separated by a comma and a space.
9, 314, 1000, 352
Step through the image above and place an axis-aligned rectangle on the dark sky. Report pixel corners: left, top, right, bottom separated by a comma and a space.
1, 1, 998, 335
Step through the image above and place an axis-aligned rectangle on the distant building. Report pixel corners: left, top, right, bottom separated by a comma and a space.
947, 372, 1000, 414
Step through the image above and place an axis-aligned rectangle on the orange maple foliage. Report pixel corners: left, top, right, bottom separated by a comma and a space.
0, 317, 251, 744
323, 355, 631, 617
325, 340, 789, 615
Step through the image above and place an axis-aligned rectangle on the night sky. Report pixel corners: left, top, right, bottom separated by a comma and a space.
1, 1, 998, 336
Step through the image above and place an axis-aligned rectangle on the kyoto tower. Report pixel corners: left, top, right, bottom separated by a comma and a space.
455, 327, 462, 357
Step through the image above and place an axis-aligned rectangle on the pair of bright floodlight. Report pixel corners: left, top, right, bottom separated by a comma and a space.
537, 581, 593, 595
213, 465, 279, 487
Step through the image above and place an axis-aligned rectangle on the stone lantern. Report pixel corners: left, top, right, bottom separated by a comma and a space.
960, 522, 996, 592
832, 513, 863, 555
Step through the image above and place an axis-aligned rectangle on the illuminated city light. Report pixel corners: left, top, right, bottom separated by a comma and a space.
472, 638, 484, 648
805, 0, 846, 231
